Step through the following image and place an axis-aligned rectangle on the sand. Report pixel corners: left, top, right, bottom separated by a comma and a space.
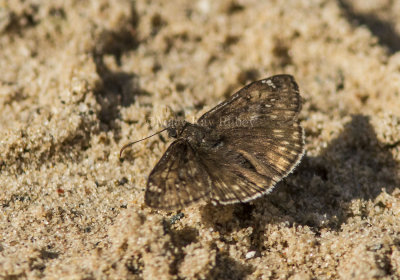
1, 0, 400, 279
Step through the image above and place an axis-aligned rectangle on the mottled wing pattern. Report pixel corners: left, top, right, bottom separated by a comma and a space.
198, 124, 304, 204
196, 74, 304, 204
198, 75, 301, 128
146, 139, 212, 209
143, 74, 304, 209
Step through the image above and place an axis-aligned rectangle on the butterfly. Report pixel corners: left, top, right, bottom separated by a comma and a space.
121, 74, 304, 210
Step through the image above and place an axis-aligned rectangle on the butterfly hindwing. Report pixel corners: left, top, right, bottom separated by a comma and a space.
197, 123, 304, 204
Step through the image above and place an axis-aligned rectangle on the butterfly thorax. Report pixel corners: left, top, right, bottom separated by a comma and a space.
167, 121, 223, 149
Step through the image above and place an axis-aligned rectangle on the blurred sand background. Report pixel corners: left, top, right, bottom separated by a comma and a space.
1, 0, 400, 279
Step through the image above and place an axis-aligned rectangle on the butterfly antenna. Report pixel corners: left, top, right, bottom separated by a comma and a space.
120, 128, 168, 158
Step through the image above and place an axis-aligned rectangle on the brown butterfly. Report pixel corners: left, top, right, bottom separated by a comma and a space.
121, 75, 304, 210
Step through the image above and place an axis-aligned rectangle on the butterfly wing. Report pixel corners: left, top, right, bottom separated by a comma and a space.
197, 123, 304, 204
195, 75, 304, 204
198, 75, 301, 128
145, 139, 212, 210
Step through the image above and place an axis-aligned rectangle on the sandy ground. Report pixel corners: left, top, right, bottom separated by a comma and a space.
1, 0, 400, 279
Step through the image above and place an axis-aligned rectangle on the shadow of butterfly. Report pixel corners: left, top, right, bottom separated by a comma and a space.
121, 74, 305, 210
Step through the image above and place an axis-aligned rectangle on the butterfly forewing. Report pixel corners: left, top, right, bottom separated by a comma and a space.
145, 139, 212, 209
198, 75, 301, 128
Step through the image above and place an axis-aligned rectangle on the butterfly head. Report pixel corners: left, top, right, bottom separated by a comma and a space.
166, 119, 188, 139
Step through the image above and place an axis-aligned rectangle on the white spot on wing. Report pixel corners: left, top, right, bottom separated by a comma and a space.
266, 79, 276, 88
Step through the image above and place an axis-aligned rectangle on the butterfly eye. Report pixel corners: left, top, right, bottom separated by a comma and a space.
167, 128, 178, 138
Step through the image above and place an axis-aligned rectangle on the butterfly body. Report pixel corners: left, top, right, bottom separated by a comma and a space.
141, 75, 305, 210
